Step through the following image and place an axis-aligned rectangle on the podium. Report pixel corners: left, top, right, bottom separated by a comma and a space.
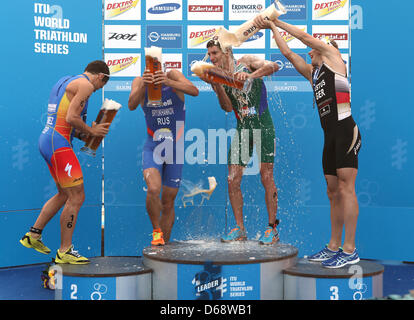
142, 240, 298, 300
283, 258, 384, 300
55, 257, 152, 300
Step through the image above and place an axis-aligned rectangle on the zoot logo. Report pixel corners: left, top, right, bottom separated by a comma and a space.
108, 33, 137, 41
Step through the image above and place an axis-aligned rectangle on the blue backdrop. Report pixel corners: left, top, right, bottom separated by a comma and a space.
0, 0, 413, 268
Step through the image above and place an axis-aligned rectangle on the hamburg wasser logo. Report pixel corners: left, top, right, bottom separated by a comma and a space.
192, 262, 227, 300
106, 0, 139, 18
313, 0, 347, 18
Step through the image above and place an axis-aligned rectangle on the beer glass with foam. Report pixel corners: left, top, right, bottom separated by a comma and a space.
145, 46, 163, 106
191, 61, 253, 92
81, 98, 122, 157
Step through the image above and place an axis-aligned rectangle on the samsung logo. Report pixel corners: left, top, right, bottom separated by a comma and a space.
148, 3, 181, 14
245, 31, 264, 42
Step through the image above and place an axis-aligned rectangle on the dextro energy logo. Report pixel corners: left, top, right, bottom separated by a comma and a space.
188, 26, 219, 48
313, 0, 348, 19
280, 28, 306, 42
105, 54, 140, 76
105, 0, 139, 18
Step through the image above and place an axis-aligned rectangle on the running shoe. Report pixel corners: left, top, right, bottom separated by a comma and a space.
259, 226, 280, 245
306, 245, 342, 262
55, 245, 90, 264
19, 232, 51, 254
221, 226, 247, 242
151, 229, 165, 246
322, 248, 360, 268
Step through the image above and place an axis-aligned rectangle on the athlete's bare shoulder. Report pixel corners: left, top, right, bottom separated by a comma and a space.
66, 76, 94, 98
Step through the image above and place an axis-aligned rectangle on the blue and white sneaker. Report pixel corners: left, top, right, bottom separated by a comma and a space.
322, 249, 360, 268
259, 226, 280, 245
306, 245, 342, 262
221, 226, 247, 243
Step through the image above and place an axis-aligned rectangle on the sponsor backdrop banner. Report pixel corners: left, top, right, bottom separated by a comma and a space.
1, 0, 413, 268
103, 0, 414, 263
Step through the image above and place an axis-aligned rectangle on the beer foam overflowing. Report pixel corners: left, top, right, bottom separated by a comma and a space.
190, 61, 214, 76
101, 98, 122, 110
144, 46, 162, 61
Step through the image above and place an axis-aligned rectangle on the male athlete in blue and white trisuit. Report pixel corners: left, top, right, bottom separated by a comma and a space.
128, 68, 199, 246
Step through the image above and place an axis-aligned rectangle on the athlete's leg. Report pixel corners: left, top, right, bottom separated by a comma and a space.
160, 186, 179, 242
30, 183, 68, 239
260, 162, 278, 225
336, 167, 359, 253
59, 183, 85, 252
143, 168, 163, 230
325, 174, 343, 251
227, 164, 245, 230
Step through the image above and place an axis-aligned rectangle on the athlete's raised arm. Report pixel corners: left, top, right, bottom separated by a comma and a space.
254, 16, 312, 81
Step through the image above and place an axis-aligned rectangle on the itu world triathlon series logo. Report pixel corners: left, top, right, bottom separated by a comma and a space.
192, 262, 227, 300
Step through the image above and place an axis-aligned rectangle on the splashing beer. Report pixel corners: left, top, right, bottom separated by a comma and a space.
145, 46, 162, 106
191, 61, 253, 92
215, 0, 287, 51
81, 98, 122, 157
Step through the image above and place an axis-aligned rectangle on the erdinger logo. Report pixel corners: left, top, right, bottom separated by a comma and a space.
106, 0, 139, 18
148, 3, 181, 14
314, 0, 348, 18
192, 262, 227, 300
107, 56, 139, 74
232, 4, 263, 12
189, 28, 217, 47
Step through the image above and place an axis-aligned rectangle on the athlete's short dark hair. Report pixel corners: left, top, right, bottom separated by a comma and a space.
207, 39, 222, 50
84, 60, 110, 75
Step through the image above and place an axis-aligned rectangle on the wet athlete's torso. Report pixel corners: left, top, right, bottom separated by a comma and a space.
312, 62, 351, 131
223, 61, 273, 129
41, 74, 89, 144
142, 86, 185, 145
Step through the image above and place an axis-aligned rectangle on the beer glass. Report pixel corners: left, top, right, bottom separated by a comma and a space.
80, 98, 122, 157
191, 61, 253, 93
145, 46, 162, 106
